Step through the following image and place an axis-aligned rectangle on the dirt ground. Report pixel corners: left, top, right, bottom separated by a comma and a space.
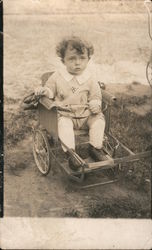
4, 3, 152, 218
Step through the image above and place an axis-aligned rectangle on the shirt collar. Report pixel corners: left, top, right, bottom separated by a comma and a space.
58, 64, 91, 84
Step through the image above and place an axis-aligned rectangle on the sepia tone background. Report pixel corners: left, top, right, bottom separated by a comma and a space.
3, 0, 151, 219
4, 0, 151, 99
1, 0, 152, 249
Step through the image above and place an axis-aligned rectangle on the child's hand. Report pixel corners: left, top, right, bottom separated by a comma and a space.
89, 100, 101, 114
34, 87, 48, 97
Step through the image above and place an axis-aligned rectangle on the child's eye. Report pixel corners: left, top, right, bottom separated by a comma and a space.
69, 57, 75, 61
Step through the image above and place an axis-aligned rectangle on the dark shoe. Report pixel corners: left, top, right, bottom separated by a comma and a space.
66, 151, 81, 171
89, 144, 106, 161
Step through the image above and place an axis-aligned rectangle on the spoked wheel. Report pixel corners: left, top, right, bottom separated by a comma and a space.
32, 129, 52, 175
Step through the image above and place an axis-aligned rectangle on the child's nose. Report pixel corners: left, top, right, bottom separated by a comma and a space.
75, 58, 80, 65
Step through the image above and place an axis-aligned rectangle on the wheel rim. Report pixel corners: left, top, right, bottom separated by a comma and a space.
33, 129, 51, 175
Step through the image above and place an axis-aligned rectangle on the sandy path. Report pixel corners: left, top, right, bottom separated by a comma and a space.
4, 135, 151, 218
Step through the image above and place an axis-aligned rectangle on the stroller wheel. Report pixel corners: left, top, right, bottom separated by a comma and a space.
33, 129, 52, 175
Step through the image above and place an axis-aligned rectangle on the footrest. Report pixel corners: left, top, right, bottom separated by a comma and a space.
61, 154, 115, 176
88, 157, 115, 170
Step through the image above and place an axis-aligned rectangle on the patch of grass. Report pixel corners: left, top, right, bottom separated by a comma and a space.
63, 208, 81, 218
115, 94, 150, 108
5, 108, 37, 148
111, 95, 151, 150
110, 95, 151, 187
88, 198, 151, 218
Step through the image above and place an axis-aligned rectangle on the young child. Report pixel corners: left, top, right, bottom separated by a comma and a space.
35, 36, 105, 170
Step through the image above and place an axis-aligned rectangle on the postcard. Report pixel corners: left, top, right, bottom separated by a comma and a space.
0, 0, 152, 249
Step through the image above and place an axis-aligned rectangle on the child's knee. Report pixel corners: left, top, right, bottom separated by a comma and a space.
91, 119, 105, 134
88, 115, 105, 131
89, 119, 105, 149
58, 116, 73, 129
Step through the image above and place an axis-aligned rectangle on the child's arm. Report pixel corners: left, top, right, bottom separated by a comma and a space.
35, 86, 54, 99
89, 81, 102, 114
35, 73, 57, 99
89, 99, 101, 114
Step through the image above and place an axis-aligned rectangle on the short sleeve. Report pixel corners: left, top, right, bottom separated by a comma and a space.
89, 79, 102, 102
45, 72, 57, 98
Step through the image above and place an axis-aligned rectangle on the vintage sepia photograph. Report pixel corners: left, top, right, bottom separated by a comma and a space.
1, 0, 152, 248
3, 0, 152, 222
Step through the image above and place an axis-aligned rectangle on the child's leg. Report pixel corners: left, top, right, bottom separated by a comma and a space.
87, 114, 105, 149
58, 116, 75, 152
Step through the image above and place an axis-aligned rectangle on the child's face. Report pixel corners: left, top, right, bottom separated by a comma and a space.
63, 48, 89, 75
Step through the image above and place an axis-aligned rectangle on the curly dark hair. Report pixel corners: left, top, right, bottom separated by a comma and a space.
56, 36, 94, 61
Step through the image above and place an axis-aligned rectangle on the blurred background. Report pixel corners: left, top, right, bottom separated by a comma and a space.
4, 0, 151, 98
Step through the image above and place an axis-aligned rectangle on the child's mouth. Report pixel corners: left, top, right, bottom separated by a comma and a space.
75, 68, 81, 71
